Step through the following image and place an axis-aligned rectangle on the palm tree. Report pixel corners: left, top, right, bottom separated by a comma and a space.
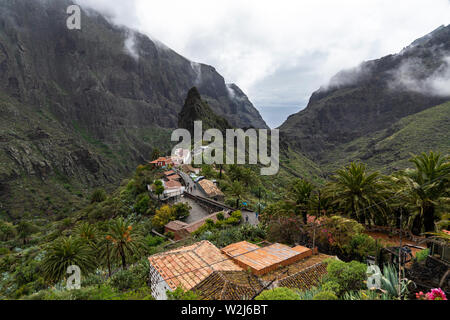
309, 189, 333, 219
393, 152, 449, 234
74, 222, 98, 247
325, 162, 389, 225
290, 179, 314, 224
230, 180, 244, 209
105, 218, 145, 270
42, 236, 97, 283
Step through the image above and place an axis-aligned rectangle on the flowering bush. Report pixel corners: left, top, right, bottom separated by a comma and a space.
416, 288, 447, 300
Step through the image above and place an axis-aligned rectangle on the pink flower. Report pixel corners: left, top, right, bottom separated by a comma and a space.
417, 288, 447, 300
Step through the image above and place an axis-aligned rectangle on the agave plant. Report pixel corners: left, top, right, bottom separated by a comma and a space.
380, 264, 413, 299
296, 286, 322, 300
342, 289, 391, 300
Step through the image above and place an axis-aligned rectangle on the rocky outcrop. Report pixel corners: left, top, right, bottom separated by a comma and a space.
178, 87, 232, 135
280, 25, 450, 167
0, 0, 267, 215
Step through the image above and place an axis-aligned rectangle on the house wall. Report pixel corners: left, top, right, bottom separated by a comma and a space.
149, 264, 172, 300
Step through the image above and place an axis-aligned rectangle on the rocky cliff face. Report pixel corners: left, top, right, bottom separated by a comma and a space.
0, 0, 267, 216
178, 87, 232, 135
280, 25, 450, 169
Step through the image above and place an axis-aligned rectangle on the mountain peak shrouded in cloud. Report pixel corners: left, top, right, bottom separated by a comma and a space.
279, 24, 450, 168
74, 0, 450, 124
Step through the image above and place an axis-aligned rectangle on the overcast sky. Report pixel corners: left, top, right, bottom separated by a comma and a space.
76, 0, 450, 127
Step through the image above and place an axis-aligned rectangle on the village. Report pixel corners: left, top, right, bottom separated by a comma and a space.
144, 149, 335, 300
141, 149, 449, 301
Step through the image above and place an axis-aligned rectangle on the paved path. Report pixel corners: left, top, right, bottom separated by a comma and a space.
175, 167, 260, 226
176, 169, 205, 197
175, 197, 211, 224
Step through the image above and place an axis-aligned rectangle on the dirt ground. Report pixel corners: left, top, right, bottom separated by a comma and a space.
365, 231, 426, 258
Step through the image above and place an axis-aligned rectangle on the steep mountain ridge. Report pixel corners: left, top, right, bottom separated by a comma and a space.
0, 0, 267, 216
280, 25, 450, 171
178, 87, 232, 135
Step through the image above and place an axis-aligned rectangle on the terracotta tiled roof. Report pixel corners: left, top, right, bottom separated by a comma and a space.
148, 241, 242, 291
167, 174, 181, 180
164, 170, 175, 176
260, 253, 333, 282
165, 220, 188, 231
164, 180, 182, 189
181, 164, 198, 173
192, 271, 264, 300
275, 262, 329, 291
198, 179, 224, 197
221, 241, 314, 275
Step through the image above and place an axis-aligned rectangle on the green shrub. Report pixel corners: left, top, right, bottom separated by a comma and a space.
325, 259, 367, 295
415, 249, 429, 263
167, 287, 199, 300
321, 281, 341, 295
231, 210, 242, 220
255, 287, 300, 300
346, 233, 377, 261
109, 270, 137, 291
145, 235, 164, 247
313, 291, 338, 300
297, 287, 321, 300
90, 188, 107, 204
134, 194, 150, 215
217, 212, 225, 221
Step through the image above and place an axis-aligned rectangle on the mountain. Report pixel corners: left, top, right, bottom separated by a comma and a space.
178, 87, 232, 135
0, 0, 267, 217
280, 25, 450, 173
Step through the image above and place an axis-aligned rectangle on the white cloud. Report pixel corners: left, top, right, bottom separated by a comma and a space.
75, 0, 450, 118
391, 55, 450, 97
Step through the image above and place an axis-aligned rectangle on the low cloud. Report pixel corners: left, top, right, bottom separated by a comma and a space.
74, 0, 450, 118
124, 31, 139, 60
190, 62, 202, 86
390, 55, 450, 97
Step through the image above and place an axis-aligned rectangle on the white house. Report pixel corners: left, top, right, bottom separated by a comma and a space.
171, 148, 191, 166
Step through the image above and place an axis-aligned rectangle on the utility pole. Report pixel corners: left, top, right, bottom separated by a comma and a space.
258, 187, 261, 215
398, 211, 403, 299
312, 224, 316, 254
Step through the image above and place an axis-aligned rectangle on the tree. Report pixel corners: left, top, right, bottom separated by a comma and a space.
259, 200, 296, 226
290, 179, 314, 224
105, 218, 145, 270
41, 236, 97, 283
230, 180, 244, 209
151, 205, 176, 231
325, 162, 389, 225
16, 220, 38, 245
153, 180, 165, 201
173, 202, 192, 220
150, 148, 161, 161
74, 222, 98, 247
393, 152, 449, 234
135, 193, 151, 215
266, 215, 306, 245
